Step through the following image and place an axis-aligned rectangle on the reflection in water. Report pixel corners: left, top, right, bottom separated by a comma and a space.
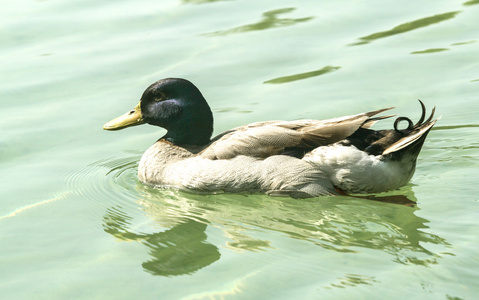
411, 48, 449, 54
410, 40, 476, 55
264, 66, 341, 84
325, 273, 377, 289
102, 179, 450, 276
224, 229, 272, 252
432, 123, 479, 131
103, 206, 220, 276
351, 11, 460, 45
451, 40, 477, 46
463, 0, 479, 6
206, 8, 313, 36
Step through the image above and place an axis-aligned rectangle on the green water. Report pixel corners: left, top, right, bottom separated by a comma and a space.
2, 0, 479, 299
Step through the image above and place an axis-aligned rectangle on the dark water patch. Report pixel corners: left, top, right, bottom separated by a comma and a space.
351, 11, 461, 45
411, 48, 449, 54
451, 40, 476, 46
205, 7, 313, 36
463, 0, 479, 6
410, 40, 476, 55
324, 273, 377, 289
264, 66, 341, 84
432, 123, 479, 130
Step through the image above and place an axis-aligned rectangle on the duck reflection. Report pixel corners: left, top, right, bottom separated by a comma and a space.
103, 207, 220, 276
206, 7, 313, 36
103, 185, 449, 276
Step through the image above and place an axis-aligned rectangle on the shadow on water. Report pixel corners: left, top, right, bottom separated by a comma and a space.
350, 11, 461, 46
100, 171, 450, 276
204, 7, 314, 36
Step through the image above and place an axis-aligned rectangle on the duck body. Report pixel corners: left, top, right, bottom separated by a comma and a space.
138, 140, 414, 197
138, 139, 334, 196
104, 78, 437, 198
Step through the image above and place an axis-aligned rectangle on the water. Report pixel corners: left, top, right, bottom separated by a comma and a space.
1, 0, 478, 299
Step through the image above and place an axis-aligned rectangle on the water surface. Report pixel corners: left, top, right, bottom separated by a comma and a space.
1, 0, 479, 299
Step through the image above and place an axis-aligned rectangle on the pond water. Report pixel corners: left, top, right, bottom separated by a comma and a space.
1, 0, 479, 299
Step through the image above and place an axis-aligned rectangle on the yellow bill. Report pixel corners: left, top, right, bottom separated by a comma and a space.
103, 102, 144, 130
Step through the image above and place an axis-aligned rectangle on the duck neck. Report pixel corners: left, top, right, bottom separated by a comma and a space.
163, 117, 213, 146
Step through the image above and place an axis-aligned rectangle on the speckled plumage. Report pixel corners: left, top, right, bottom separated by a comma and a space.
104, 78, 437, 198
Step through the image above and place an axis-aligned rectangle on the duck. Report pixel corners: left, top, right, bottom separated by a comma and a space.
103, 78, 437, 198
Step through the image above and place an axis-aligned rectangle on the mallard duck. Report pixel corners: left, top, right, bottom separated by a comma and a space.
103, 78, 437, 198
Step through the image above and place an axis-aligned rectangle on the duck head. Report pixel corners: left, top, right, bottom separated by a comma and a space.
103, 78, 214, 145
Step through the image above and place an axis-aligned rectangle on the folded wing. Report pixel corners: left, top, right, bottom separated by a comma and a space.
200, 107, 394, 160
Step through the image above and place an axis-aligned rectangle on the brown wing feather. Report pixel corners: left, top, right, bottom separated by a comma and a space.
200, 107, 394, 160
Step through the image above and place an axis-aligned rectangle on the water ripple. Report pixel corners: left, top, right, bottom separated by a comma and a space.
63, 153, 142, 220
